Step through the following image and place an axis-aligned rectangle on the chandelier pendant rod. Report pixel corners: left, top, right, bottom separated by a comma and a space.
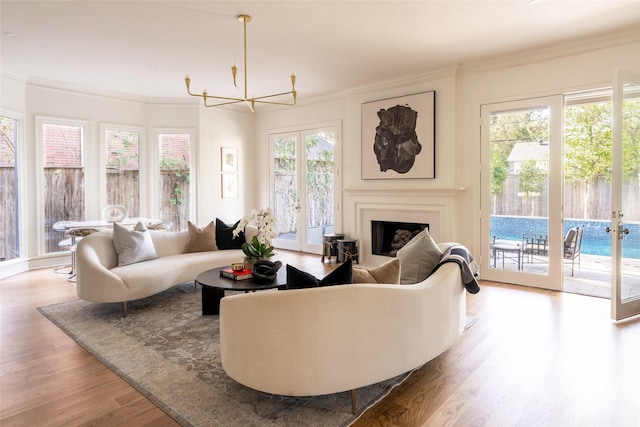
242, 14, 249, 104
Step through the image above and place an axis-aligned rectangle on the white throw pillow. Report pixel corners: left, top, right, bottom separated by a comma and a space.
112, 221, 158, 266
396, 229, 442, 284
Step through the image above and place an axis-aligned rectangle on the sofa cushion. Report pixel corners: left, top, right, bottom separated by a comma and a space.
112, 221, 158, 266
286, 259, 353, 289
397, 228, 442, 284
353, 258, 400, 284
184, 221, 218, 253
110, 249, 246, 298
216, 218, 245, 249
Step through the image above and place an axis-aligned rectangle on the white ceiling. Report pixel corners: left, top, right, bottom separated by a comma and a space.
1, 1, 639, 104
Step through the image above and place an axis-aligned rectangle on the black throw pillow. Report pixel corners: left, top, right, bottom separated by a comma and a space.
215, 218, 244, 249
286, 259, 353, 290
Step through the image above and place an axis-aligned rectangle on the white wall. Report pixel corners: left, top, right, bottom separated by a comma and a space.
456, 38, 640, 257
197, 106, 255, 224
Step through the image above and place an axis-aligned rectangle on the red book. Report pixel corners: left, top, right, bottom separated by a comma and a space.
220, 268, 253, 281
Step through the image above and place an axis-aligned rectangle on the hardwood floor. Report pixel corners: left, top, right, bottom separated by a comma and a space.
1, 251, 639, 426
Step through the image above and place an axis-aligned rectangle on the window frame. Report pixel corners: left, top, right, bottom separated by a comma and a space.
99, 122, 146, 218
35, 115, 90, 255
153, 127, 196, 231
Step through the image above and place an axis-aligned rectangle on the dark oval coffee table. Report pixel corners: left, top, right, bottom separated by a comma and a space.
195, 266, 287, 315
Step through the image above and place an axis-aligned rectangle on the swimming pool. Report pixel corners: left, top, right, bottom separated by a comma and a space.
490, 216, 640, 259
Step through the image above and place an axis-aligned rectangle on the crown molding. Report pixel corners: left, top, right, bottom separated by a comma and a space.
458, 25, 640, 77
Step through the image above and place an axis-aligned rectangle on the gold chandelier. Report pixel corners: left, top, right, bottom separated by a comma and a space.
184, 14, 297, 112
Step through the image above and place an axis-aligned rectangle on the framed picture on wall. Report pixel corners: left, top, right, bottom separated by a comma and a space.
221, 147, 238, 172
221, 173, 238, 198
361, 91, 435, 179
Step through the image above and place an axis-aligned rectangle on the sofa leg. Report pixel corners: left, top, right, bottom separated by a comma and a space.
123, 301, 127, 317
351, 389, 357, 414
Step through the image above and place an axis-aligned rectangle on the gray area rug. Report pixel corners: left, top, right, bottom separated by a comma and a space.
38, 283, 414, 427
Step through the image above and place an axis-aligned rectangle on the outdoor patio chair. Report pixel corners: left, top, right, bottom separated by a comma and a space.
564, 226, 584, 276
522, 231, 548, 264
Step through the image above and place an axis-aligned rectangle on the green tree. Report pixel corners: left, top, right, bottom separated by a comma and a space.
564, 102, 612, 218
519, 159, 545, 216
490, 108, 549, 150
490, 144, 509, 213
621, 98, 640, 180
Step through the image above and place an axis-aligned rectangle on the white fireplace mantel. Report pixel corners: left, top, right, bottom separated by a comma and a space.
342, 187, 466, 264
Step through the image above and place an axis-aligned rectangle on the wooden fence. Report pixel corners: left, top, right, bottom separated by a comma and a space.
0, 167, 17, 261
491, 175, 640, 220
1, 167, 191, 258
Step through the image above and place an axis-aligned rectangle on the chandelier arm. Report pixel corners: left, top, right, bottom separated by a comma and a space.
251, 90, 296, 102
252, 99, 297, 107
188, 92, 246, 102
204, 98, 248, 108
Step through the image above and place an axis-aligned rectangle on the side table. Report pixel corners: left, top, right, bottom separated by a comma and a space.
321, 233, 345, 263
337, 239, 359, 264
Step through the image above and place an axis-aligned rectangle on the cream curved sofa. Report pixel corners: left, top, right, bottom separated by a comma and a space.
76, 227, 256, 305
219, 259, 466, 399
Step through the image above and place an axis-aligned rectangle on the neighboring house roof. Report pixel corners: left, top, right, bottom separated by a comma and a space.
507, 142, 549, 163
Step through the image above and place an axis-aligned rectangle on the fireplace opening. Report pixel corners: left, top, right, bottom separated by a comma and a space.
371, 220, 429, 257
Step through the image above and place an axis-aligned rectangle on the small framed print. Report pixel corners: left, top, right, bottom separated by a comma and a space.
221, 147, 238, 172
221, 173, 238, 198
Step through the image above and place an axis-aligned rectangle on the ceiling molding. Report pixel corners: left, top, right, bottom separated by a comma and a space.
458, 24, 640, 77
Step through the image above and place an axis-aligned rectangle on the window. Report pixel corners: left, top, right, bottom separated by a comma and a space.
104, 126, 141, 217
40, 120, 86, 253
0, 115, 19, 261
158, 132, 192, 231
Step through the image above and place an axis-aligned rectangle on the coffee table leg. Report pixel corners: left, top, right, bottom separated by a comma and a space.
201, 285, 225, 315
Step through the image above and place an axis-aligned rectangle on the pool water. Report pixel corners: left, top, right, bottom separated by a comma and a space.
490, 216, 640, 259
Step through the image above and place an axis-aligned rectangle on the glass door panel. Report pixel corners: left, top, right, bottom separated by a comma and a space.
562, 93, 613, 296
612, 70, 640, 320
302, 130, 335, 253
481, 96, 563, 289
270, 125, 338, 254
271, 133, 299, 251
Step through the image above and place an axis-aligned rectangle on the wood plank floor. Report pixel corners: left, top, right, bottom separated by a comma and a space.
1, 250, 639, 426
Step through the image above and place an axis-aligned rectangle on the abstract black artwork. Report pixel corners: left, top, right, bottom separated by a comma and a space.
361, 91, 435, 179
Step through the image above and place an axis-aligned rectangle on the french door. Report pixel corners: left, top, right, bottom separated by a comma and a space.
480, 96, 564, 289
611, 70, 640, 320
269, 124, 339, 254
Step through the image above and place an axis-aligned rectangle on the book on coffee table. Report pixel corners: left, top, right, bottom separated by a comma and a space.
220, 268, 253, 281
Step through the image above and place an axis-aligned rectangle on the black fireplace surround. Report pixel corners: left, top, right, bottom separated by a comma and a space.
371, 220, 429, 257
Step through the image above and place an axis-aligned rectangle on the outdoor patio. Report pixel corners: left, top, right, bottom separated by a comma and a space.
490, 251, 640, 299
